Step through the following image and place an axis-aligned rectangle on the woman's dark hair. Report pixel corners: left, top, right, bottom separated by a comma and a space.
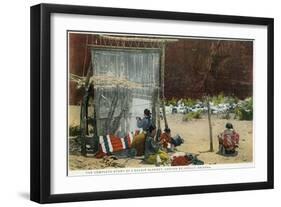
225, 123, 233, 129
148, 124, 156, 133
144, 108, 151, 116
164, 128, 171, 133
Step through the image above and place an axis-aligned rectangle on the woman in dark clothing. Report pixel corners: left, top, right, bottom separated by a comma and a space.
144, 125, 169, 165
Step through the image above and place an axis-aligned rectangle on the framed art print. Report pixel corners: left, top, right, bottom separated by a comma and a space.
30, 3, 274, 203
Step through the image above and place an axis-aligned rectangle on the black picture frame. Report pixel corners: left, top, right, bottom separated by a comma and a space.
30, 3, 274, 204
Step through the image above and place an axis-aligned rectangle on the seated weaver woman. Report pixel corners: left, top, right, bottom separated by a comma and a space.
144, 125, 169, 165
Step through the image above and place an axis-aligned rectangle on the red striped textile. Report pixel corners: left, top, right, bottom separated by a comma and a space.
99, 133, 134, 154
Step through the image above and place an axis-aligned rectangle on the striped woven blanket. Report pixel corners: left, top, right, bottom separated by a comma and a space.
99, 132, 134, 154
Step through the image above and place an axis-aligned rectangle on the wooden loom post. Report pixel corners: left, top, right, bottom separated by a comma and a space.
161, 43, 168, 130
80, 62, 92, 156
151, 89, 157, 127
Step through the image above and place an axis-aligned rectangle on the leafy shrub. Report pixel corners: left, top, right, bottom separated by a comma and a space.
166, 97, 177, 106
69, 125, 81, 137
212, 93, 225, 105
69, 137, 81, 155
182, 98, 196, 107
225, 96, 239, 105
235, 97, 253, 120
182, 110, 202, 121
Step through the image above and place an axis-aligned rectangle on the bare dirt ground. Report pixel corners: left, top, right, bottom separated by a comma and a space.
68, 106, 253, 171
165, 114, 253, 165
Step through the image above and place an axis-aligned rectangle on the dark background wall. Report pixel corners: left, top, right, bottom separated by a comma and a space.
69, 33, 253, 105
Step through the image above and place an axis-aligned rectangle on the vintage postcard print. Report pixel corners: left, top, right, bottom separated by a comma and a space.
68, 31, 253, 176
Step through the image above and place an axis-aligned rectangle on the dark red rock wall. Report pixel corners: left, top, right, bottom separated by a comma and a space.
69, 33, 253, 105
